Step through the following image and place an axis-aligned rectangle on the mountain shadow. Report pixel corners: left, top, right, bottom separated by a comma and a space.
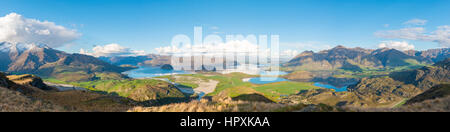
389, 58, 450, 90
405, 84, 450, 105
232, 93, 275, 103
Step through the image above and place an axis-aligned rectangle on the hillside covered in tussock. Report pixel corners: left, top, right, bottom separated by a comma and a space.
0, 87, 65, 112
0, 72, 138, 112
128, 95, 343, 112
347, 84, 450, 112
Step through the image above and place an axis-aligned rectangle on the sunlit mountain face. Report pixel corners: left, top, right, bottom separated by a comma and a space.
0, 41, 129, 82
0, 42, 49, 53
0, 0, 449, 115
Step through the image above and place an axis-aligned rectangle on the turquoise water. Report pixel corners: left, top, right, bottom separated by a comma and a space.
313, 82, 348, 92
259, 71, 288, 76
124, 66, 190, 78
247, 71, 289, 84
248, 77, 289, 85
248, 77, 350, 92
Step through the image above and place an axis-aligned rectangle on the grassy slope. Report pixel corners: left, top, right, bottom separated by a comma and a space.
159, 73, 256, 96
160, 73, 319, 102
44, 78, 186, 102
155, 75, 200, 89
0, 87, 66, 112
252, 81, 319, 100
128, 98, 312, 112
30, 90, 136, 112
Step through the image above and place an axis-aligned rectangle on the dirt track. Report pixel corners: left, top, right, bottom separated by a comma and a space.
194, 79, 219, 95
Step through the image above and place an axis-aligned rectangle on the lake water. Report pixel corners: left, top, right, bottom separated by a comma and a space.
123, 66, 191, 78
313, 82, 348, 92
247, 77, 350, 92
259, 71, 289, 76
246, 75, 350, 92
247, 77, 289, 85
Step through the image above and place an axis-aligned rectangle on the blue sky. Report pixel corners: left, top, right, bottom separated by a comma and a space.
0, 0, 449, 55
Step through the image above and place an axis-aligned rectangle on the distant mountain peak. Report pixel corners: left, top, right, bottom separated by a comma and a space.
0, 42, 50, 53
333, 45, 347, 49
372, 47, 400, 54
293, 51, 314, 58
285, 46, 449, 70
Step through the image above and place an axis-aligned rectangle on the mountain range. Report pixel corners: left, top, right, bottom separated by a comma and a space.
405, 48, 450, 63
1, 41, 449, 82
98, 54, 171, 67
0, 42, 129, 82
286, 45, 449, 71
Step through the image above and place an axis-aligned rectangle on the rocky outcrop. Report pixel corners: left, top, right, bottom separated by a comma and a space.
405, 84, 450, 105
0, 73, 44, 94
6, 74, 56, 91
0, 72, 10, 88
161, 64, 174, 70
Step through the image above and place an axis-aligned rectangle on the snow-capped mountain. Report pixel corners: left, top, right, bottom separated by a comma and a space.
0, 42, 50, 53
0, 42, 128, 81
0, 41, 65, 72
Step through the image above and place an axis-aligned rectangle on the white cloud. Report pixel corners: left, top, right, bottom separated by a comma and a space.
375, 26, 450, 48
403, 19, 428, 26
375, 27, 426, 40
0, 13, 81, 47
80, 43, 146, 57
378, 41, 415, 51
281, 41, 333, 52
427, 25, 450, 47
155, 40, 260, 56
210, 26, 220, 30
280, 49, 299, 59
154, 40, 307, 64
155, 40, 332, 61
